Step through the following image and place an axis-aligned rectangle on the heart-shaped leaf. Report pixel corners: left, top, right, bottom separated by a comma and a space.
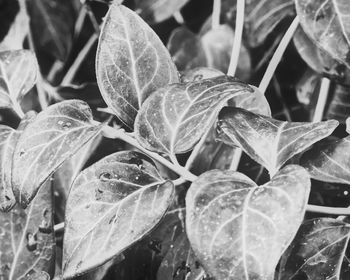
12, 100, 102, 208
0, 180, 55, 280
0, 49, 38, 113
96, 4, 179, 128
217, 107, 338, 175
63, 151, 174, 279
186, 165, 310, 280
278, 218, 350, 280
134, 76, 255, 156
295, 0, 350, 68
134, 0, 189, 24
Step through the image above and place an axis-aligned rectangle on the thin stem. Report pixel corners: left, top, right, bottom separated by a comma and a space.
61, 33, 98, 85
11, 100, 25, 118
54, 222, 64, 233
306, 205, 350, 216
312, 77, 330, 122
212, 0, 221, 30
85, 3, 100, 33
273, 76, 292, 122
102, 126, 198, 182
74, 6, 88, 40
258, 16, 299, 95
227, 0, 245, 76
173, 11, 185, 25
229, 148, 242, 170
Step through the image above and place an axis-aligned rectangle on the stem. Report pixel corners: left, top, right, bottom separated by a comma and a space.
229, 148, 242, 170
61, 33, 98, 85
306, 205, 350, 216
312, 77, 330, 122
102, 126, 198, 182
85, 3, 100, 33
11, 100, 25, 118
212, 0, 221, 30
54, 222, 64, 232
173, 11, 185, 25
258, 16, 299, 95
273, 76, 292, 122
227, 0, 245, 76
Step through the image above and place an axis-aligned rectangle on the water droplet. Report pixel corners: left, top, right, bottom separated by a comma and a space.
26, 232, 37, 251
99, 172, 112, 181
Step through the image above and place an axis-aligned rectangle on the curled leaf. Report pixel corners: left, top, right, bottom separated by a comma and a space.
12, 100, 102, 208
217, 107, 338, 175
96, 4, 179, 128
63, 151, 174, 279
186, 165, 310, 280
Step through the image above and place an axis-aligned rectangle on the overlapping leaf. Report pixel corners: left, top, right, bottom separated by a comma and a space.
0, 180, 55, 280
325, 83, 350, 123
134, 0, 189, 24
180, 67, 224, 83
295, 0, 350, 69
63, 151, 174, 279
0, 50, 38, 112
96, 4, 179, 128
217, 107, 338, 175
134, 76, 255, 156
12, 100, 102, 208
186, 165, 310, 280
278, 218, 350, 280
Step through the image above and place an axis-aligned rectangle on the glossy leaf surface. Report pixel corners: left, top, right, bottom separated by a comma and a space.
217, 107, 338, 175
96, 4, 179, 128
63, 151, 174, 279
186, 165, 310, 280
278, 218, 350, 280
0, 181, 55, 280
135, 76, 254, 156
12, 100, 102, 208
295, 0, 350, 68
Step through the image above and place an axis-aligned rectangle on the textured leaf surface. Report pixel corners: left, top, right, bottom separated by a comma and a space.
26, 0, 76, 61
96, 4, 179, 128
0, 50, 38, 110
186, 165, 310, 280
0, 181, 55, 280
325, 83, 350, 123
135, 0, 189, 23
63, 151, 174, 279
12, 100, 102, 208
295, 0, 350, 68
278, 218, 350, 280
217, 107, 338, 175
135, 76, 254, 156
180, 67, 224, 83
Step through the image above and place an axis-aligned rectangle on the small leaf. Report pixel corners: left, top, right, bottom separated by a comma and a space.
278, 218, 350, 280
0, 180, 55, 280
0, 49, 38, 111
134, 0, 189, 24
186, 165, 310, 280
217, 107, 338, 175
26, 0, 77, 61
12, 100, 102, 208
96, 4, 179, 128
134, 76, 254, 156
295, 0, 350, 68
63, 151, 174, 279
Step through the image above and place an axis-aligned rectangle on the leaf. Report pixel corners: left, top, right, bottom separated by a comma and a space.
26, 0, 77, 61
0, 180, 55, 280
295, 69, 320, 107
217, 107, 338, 175
0, 49, 38, 111
63, 151, 174, 279
12, 100, 102, 208
96, 4, 179, 129
185, 165, 310, 280
325, 83, 350, 123
180, 67, 224, 83
295, 0, 350, 69
134, 76, 254, 156
278, 218, 350, 280
134, 0, 189, 24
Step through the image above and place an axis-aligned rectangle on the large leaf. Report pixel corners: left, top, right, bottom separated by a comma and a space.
0, 49, 38, 112
96, 4, 179, 129
295, 0, 350, 69
0, 180, 55, 280
217, 107, 338, 175
134, 0, 189, 24
26, 0, 76, 61
326, 83, 350, 123
278, 218, 350, 280
12, 100, 102, 208
134, 76, 254, 156
63, 151, 174, 279
186, 165, 310, 280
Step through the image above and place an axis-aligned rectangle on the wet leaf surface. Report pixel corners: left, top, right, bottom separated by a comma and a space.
186, 165, 310, 280
63, 151, 174, 279
96, 4, 179, 128
12, 100, 102, 208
